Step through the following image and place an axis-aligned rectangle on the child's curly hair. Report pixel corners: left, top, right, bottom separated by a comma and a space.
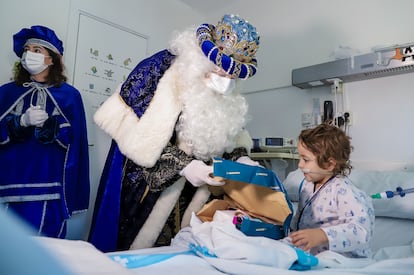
299, 123, 353, 176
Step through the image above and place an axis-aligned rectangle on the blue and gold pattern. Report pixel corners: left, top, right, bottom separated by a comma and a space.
196, 14, 260, 79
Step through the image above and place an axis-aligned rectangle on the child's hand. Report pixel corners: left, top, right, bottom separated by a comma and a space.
289, 228, 328, 251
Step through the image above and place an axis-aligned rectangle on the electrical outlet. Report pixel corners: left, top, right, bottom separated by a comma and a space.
337, 82, 343, 93
344, 111, 352, 125
331, 82, 343, 94
327, 78, 343, 94
301, 113, 313, 128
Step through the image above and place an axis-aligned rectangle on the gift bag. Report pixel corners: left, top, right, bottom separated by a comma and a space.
197, 157, 294, 238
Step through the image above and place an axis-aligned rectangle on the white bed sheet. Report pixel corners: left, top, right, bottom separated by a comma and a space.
28, 213, 414, 275
105, 242, 414, 275
35, 237, 134, 275
10, 165, 414, 275
31, 236, 414, 275
102, 210, 414, 275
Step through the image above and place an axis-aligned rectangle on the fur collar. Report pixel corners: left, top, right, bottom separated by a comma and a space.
94, 64, 182, 168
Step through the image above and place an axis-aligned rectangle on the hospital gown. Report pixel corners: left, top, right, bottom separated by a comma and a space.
290, 176, 375, 258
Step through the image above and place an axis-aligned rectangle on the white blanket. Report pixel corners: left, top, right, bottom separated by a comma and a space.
109, 211, 414, 275
27, 211, 414, 275
30, 225, 414, 275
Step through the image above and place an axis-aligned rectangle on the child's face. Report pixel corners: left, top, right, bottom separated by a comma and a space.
297, 141, 333, 185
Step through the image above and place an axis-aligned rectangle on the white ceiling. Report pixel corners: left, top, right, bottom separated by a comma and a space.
178, 0, 236, 15
176, 0, 275, 37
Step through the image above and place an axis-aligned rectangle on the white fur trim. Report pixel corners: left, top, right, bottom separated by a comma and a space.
93, 66, 182, 167
235, 129, 253, 154
129, 177, 186, 249
180, 185, 211, 228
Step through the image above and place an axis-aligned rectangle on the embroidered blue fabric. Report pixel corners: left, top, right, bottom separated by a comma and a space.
88, 49, 176, 252
119, 50, 175, 118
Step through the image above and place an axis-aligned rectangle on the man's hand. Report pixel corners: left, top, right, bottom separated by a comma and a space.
179, 160, 225, 187
289, 228, 328, 251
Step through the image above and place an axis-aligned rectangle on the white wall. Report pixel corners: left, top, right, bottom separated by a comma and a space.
202, 0, 414, 93
192, 0, 414, 172
1, 0, 414, 240
0, 0, 205, 240
62, 0, 204, 240
0, 0, 71, 83
344, 74, 414, 169
244, 74, 414, 171
237, 0, 414, 172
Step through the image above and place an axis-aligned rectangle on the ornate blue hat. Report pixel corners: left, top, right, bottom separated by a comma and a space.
13, 25, 64, 57
196, 14, 260, 79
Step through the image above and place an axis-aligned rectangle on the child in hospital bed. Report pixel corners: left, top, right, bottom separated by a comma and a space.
287, 123, 375, 258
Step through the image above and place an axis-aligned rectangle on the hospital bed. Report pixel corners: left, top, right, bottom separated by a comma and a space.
3, 168, 414, 274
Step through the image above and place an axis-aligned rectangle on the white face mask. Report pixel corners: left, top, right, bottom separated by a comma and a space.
204, 72, 236, 95
21, 51, 49, 75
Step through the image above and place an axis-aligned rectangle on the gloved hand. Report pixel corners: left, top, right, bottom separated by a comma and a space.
236, 156, 262, 167
179, 160, 225, 187
20, 106, 49, 127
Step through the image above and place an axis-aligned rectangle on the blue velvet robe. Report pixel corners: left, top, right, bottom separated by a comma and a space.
0, 81, 90, 238
88, 50, 176, 252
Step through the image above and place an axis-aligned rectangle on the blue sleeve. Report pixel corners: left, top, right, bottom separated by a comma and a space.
120, 49, 175, 118
56, 85, 90, 215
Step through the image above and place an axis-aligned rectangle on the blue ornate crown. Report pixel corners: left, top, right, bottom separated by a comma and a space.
197, 14, 260, 79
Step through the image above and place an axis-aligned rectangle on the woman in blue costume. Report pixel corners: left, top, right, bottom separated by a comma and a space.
0, 25, 90, 238
89, 14, 261, 252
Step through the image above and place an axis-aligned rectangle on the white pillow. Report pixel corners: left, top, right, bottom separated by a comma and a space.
349, 170, 414, 220
282, 168, 304, 202
283, 169, 414, 220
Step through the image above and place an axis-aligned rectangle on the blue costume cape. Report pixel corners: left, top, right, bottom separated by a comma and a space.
89, 50, 176, 252
0, 81, 90, 238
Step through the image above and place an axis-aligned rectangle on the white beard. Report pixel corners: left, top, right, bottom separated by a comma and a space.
169, 28, 249, 161
176, 86, 248, 161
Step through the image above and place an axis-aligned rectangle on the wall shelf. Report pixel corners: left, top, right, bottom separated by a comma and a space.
292, 43, 414, 89
251, 152, 299, 160
250, 146, 299, 160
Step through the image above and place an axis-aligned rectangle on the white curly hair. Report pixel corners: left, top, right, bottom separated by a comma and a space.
168, 28, 250, 161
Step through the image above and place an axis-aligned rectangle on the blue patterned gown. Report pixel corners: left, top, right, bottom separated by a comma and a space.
291, 176, 375, 257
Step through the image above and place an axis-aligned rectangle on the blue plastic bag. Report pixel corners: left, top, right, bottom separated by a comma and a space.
212, 157, 294, 238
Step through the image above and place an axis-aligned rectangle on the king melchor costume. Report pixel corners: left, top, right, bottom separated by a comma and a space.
0, 25, 90, 238
89, 14, 260, 252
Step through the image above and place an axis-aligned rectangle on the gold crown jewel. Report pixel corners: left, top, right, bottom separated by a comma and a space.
213, 14, 260, 64
196, 14, 260, 79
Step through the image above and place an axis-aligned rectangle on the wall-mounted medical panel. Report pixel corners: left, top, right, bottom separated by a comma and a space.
292, 44, 414, 89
